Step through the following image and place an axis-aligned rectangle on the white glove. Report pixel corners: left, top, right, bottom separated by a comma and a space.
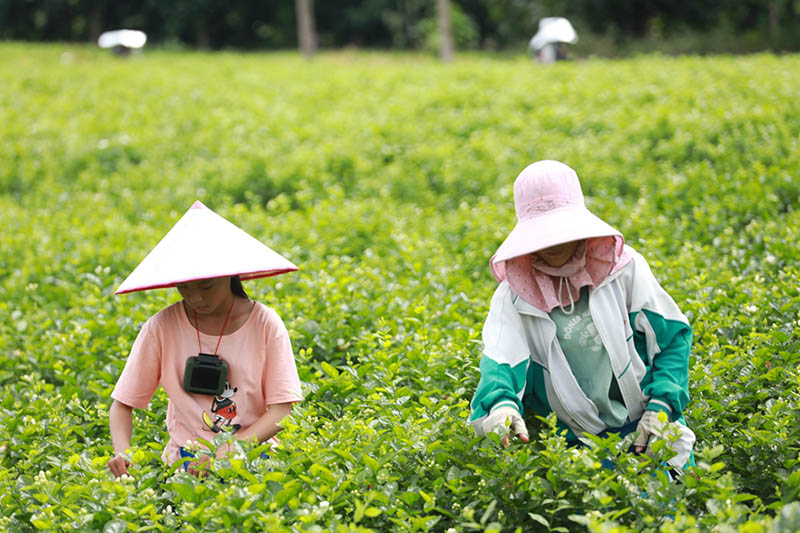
634, 410, 696, 469
482, 406, 529, 440
633, 410, 667, 453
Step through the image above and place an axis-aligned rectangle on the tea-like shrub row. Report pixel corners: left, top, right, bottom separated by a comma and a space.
0, 44, 798, 531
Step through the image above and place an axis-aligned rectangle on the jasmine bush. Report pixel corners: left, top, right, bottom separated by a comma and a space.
0, 44, 798, 531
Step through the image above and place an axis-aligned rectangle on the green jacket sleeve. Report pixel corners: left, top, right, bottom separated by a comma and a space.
469, 356, 529, 433
635, 309, 692, 420
627, 250, 692, 421
469, 282, 532, 434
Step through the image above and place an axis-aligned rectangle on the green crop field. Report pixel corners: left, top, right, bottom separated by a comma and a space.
1, 43, 799, 531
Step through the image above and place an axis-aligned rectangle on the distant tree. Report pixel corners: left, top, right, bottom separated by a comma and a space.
296, 0, 316, 57
0, 0, 798, 52
469, 0, 537, 48
379, 0, 430, 48
86, 0, 102, 42
437, 0, 455, 61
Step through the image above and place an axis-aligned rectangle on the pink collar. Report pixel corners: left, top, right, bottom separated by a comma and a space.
492, 237, 631, 312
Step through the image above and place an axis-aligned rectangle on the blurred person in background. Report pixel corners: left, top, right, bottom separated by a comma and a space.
529, 17, 577, 63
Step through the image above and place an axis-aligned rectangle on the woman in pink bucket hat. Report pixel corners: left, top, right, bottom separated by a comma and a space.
107, 201, 303, 478
469, 160, 695, 473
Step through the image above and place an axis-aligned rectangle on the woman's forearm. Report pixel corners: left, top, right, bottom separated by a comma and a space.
236, 402, 293, 444
109, 400, 134, 454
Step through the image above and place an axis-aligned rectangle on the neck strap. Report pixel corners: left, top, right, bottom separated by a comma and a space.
193, 297, 236, 356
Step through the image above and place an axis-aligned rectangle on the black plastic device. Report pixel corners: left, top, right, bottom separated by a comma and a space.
183, 353, 228, 395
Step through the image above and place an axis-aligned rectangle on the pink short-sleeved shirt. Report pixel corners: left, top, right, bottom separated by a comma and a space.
112, 301, 303, 464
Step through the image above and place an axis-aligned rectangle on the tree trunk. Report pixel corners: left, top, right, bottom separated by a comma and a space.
296, 0, 316, 59
436, 0, 454, 62
768, 0, 779, 44
195, 15, 210, 50
88, 1, 102, 43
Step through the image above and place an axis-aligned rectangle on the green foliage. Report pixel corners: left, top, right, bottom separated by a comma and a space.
419, 3, 480, 54
1, 44, 798, 531
4, 0, 800, 53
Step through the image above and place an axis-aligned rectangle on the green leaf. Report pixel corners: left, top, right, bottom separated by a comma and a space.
364, 507, 382, 518
320, 361, 339, 378
528, 513, 549, 527
363, 454, 380, 472
102, 519, 128, 533
481, 499, 497, 526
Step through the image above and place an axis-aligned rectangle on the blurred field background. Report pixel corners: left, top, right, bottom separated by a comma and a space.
1, 39, 799, 531
4, 0, 800, 56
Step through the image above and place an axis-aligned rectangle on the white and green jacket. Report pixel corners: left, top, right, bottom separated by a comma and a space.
470, 246, 692, 440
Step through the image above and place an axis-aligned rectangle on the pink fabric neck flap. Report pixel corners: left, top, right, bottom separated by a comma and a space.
491, 236, 631, 312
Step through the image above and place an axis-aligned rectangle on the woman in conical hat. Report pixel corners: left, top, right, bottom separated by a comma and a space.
469, 161, 696, 472
108, 201, 302, 478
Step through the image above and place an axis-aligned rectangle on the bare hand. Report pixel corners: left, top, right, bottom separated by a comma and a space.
108, 453, 131, 478
186, 442, 237, 477
215, 441, 236, 458
186, 454, 211, 477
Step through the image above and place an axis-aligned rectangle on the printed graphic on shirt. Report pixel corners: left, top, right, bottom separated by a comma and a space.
201, 381, 242, 433
550, 287, 629, 428
559, 311, 603, 353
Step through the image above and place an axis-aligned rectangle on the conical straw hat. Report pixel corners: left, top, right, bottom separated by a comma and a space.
115, 201, 297, 294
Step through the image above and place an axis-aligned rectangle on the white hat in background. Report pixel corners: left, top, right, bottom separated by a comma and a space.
529, 17, 578, 51
98, 29, 147, 51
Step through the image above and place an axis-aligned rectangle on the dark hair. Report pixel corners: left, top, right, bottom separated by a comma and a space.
230, 276, 249, 299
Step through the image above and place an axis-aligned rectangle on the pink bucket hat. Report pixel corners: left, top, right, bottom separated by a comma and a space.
492, 160, 621, 263
490, 161, 630, 312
